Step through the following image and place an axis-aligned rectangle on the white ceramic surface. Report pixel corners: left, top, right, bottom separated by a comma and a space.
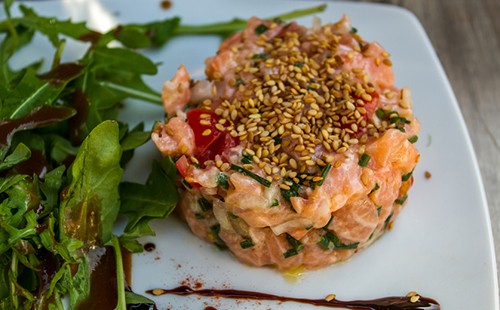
4, 0, 498, 309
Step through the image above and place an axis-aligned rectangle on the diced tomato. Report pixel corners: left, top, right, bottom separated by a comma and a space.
196, 132, 239, 164
175, 155, 201, 188
175, 155, 190, 177
186, 109, 222, 153
186, 108, 239, 163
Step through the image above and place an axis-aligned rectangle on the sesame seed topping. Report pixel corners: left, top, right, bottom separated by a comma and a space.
190, 19, 404, 189
324, 293, 336, 302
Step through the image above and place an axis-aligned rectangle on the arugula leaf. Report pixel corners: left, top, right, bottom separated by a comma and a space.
119, 156, 178, 248
120, 123, 150, 152
0, 64, 82, 120
0, 143, 30, 171
0, 105, 76, 159
110, 17, 181, 48
92, 47, 157, 75
17, 5, 95, 46
60, 120, 123, 247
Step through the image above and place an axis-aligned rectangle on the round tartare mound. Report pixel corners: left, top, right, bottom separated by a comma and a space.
152, 15, 420, 271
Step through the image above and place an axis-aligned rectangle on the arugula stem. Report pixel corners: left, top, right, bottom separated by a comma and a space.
98, 81, 162, 105
110, 235, 127, 310
174, 4, 326, 36
10, 252, 19, 309
52, 39, 66, 69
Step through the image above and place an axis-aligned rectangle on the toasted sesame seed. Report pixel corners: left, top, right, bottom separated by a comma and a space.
221, 163, 230, 171
279, 184, 291, 190
325, 294, 336, 302
152, 289, 165, 296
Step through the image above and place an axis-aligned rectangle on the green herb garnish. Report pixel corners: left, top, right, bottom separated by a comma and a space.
369, 182, 380, 195
283, 249, 298, 258
384, 212, 394, 229
235, 78, 245, 87
318, 229, 359, 250
358, 153, 371, 167
198, 197, 213, 211
217, 173, 230, 190
315, 163, 332, 186
408, 135, 418, 143
285, 233, 304, 252
241, 153, 253, 164
402, 170, 413, 182
230, 164, 271, 187
240, 239, 255, 249
375, 108, 385, 119
280, 178, 301, 202
210, 224, 228, 250
395, 195, 408, 205
254, 24, 268, 34
251, 53, 267, 60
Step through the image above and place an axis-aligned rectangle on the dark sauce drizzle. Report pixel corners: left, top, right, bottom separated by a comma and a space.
147, 285, 440, 310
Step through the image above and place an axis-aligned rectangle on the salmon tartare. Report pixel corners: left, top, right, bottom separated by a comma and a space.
152, 15, 420, 271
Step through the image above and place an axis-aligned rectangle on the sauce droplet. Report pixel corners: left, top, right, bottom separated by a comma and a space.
144, 243, 156, 252
160, 0, 172, 10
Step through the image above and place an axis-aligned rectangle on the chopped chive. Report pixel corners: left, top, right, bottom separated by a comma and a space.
390, 114, 411, 131
273, 136, 282, 145
251, 53, 267, 60
395, 195, 408, 205
377, 205, 382, 215
235, 78, 245, 87
305, 225, 313, 231
210, 224, 227, 250
241, 153, 253, 164
280, 178, 301, 201
318, 229, 358, 250
254, 24, 268, 34
198, 197, 212, 211
294, 62, 305, 68
375, 108, 385, 119
195, 213, 205, 219
182, 179, 193, 189
230, 164, 271, 187
324, 215, 334, 228
192, 162, 203, 169
369, 183, 380, 195
408, 135, 418, 143
402, 170, 413, 182
217, 173, 229, 190
384, 212, 394, 229
358, 153, 371, 167
283, 249, 298, 258
389, 115, 410, 125
240, 239, 255, 249
269, 199, 279, 207
350, 27, 358, 34
229, 213, 239, 220
316, 163, 332, 186
285, 233, 304, 252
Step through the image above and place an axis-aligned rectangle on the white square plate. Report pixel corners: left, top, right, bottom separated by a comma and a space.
5, 0, 498, 309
